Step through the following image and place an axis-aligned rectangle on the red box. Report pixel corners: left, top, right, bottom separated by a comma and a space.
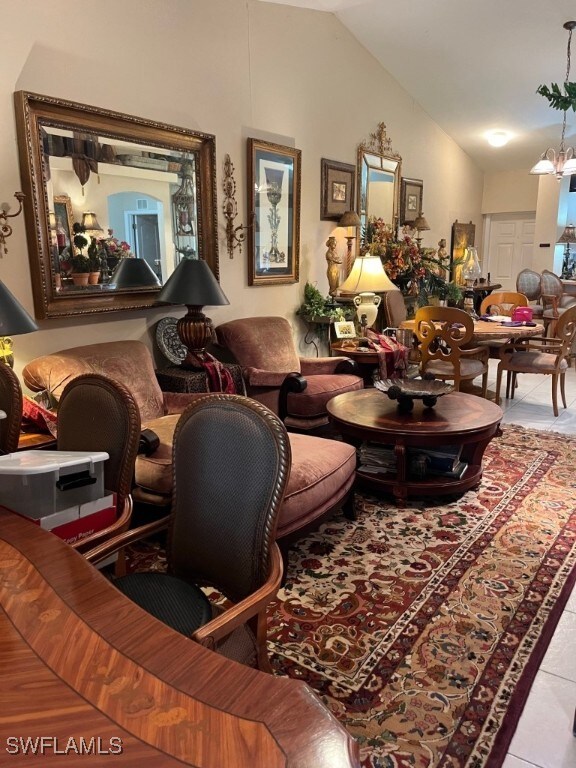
24, 494, 117, 545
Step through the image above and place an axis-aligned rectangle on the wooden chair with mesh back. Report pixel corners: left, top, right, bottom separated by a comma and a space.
85, 394, 291, 673
495, 304, 576, 417
414, 306, 489, 396
516, 268, 543, 320
56, 373, 141, 557
0, 364, 22, 455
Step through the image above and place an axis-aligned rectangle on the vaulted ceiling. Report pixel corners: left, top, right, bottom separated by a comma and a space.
258, 0, 576, 174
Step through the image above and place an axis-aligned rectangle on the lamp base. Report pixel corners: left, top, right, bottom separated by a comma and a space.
176, 306, 214, 369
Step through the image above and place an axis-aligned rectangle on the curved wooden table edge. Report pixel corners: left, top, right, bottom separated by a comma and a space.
0, 508, 359, 768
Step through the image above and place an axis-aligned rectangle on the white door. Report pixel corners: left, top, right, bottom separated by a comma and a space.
484, 214, 535, 290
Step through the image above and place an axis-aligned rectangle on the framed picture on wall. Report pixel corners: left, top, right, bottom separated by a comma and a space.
320, 159, 356, 221
450, 219, 476, 284
247, 138, 301, 286
399, 178, 423, 225
53, 194, 74, 253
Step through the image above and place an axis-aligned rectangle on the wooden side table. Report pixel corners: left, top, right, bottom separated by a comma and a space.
17, 430, 57, 451
156, 363, 246, 394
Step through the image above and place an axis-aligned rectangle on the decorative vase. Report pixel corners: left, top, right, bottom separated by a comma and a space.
353, 292, 381, 330
88, 271, 100, 285
71, 272, 90, 286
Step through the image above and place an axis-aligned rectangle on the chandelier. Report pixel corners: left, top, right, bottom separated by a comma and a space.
530, 21, 576, 178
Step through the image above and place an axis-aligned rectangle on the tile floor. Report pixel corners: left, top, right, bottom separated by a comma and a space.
483, 360, 576, 768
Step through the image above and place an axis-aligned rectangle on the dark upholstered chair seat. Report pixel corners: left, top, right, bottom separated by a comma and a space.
135, 415, 357, 540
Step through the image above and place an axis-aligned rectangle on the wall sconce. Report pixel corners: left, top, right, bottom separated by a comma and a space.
0, 192, 25, 256
338, 210, 361, 275
222, 154, 253, 259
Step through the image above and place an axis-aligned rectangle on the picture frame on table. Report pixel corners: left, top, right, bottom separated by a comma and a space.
333, 320, 357, 339
399, 177, 423, 226
320, 159, 356, 221
247, 138, 301, 286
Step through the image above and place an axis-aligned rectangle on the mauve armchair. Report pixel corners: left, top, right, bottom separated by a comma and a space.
215, 316, 364, 432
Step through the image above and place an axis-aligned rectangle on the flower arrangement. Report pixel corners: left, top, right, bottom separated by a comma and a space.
361, 217, 461, 306
97, 231, 134, 261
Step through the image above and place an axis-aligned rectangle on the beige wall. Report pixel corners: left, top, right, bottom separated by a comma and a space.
482, 170, 538, 214
3, 0, 483, 380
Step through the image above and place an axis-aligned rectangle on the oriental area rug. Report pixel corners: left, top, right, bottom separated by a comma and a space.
126, 424, 576, 768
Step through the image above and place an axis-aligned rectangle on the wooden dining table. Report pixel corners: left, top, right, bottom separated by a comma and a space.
400, 318, 545, 344
0, 507, 359, 767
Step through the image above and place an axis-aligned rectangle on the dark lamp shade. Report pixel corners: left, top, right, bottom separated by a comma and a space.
338, 210, 361, 228
0, 281, 39, 336
413, 213, 430, 231
158, 258, 229, 307
109, 258, 161, 289
557, 225, 576, 244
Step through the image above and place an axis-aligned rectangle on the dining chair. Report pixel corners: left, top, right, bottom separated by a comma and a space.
56, 373, 141, 556
414, 306, 489, 396
540, 270, 576, 335
477, 291, 530, 388
0, 363, 22, 454
516, 268, 543, 320
85, 394, 291, 672
495, 304, 576, 417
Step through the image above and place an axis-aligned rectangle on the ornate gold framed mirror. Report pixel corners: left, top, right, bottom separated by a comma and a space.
14, 91, 219, 319
357, 122, 402, 240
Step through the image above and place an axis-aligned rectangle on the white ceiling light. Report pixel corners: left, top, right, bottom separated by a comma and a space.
486, 131, 511, 147
531, 21, 576, 178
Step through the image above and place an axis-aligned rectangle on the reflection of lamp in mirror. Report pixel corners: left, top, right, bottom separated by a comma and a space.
338, 210, 361, 275
339, 254, 398, 333
109, 258, 162, 290
0, 280, 38, 367
557, 224, 576, 278
172, 158, 197, 263
81, 211, 103, 237
157, 256, 229, 368
413, 212, 430, 250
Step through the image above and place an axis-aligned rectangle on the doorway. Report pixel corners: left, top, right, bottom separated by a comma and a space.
125, 212, 162, 281
483, 213, 535, 290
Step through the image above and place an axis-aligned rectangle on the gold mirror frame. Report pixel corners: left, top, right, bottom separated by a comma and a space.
357, 122, 402, 240
14, 91, 219, 319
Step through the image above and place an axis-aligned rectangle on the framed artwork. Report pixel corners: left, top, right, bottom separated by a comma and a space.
450, 220, 476, 284
320, 159, 356, 221
399, 177, 423, 226
53, 194, 74, 251
247, 138, 301, 285
334, 320, 357, 339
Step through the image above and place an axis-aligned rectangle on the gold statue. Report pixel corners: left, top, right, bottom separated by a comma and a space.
325, 236, 342, 296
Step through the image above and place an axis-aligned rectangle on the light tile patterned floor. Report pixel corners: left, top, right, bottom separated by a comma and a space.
485, 360, 576, 768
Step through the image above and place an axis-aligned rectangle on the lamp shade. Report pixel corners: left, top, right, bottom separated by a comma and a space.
81, 211, 103, 233
338, 210, 361, 229
339, 255, 398, 294
158, 257, 229, 307
413, 213, 430, 232
0, 280, 39, 336
109, 258, 161, 289
557, 225, 576, 244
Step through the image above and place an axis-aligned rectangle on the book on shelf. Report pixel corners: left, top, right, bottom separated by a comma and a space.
426, 460, 468, 480
409, 445, 462, 472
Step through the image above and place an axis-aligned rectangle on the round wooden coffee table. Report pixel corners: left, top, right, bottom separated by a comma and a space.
327, 389, 502, 500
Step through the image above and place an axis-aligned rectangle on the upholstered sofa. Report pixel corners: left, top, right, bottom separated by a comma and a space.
23, 340, 357, 541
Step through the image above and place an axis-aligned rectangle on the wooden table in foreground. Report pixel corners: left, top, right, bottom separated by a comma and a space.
0, 508, 359, 767
400, 318, 544, 343
327, 389, 502, 501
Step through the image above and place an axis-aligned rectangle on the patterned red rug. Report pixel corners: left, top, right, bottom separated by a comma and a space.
127, 424, 576, 768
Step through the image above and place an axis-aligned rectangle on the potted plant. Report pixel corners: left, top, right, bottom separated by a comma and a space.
87, 237, 103, 284
297, 282, 354, 323
70, 223, 91, 285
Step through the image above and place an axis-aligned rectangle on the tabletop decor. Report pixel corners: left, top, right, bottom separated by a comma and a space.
374, 376, 453, 411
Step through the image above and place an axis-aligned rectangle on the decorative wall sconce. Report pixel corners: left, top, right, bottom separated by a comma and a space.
222, 154, 253, 259
0, 192, 25, 256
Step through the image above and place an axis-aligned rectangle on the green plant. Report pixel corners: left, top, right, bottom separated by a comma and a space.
297, 282, 353, 321
536, 82, 576, 112
71, 222, 90, 272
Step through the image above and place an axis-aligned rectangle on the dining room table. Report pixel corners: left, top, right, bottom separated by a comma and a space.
399, 317, 545, 345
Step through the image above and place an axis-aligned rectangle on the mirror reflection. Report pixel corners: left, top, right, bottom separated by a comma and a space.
357, 122, 402, 238
14, 91, 218, 319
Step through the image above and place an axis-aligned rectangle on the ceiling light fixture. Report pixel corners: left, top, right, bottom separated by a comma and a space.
486, 131, 510, 148
530, 21, 576, 178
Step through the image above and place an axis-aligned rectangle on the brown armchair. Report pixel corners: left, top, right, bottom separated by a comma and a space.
22, 340, 357, 544
86, 395, 290, 672
0, 363, 22, 454
414, 306, 489, 396
215, 316, 363, 431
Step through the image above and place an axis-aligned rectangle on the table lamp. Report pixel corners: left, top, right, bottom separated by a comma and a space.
557, 225, 576, 278
339, 254, 398, 331
0, 280, 39, 367
413, 213, 430, 249
157, 256, 229, 368
338, 210, 361, 274
109, 258, 162, 289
